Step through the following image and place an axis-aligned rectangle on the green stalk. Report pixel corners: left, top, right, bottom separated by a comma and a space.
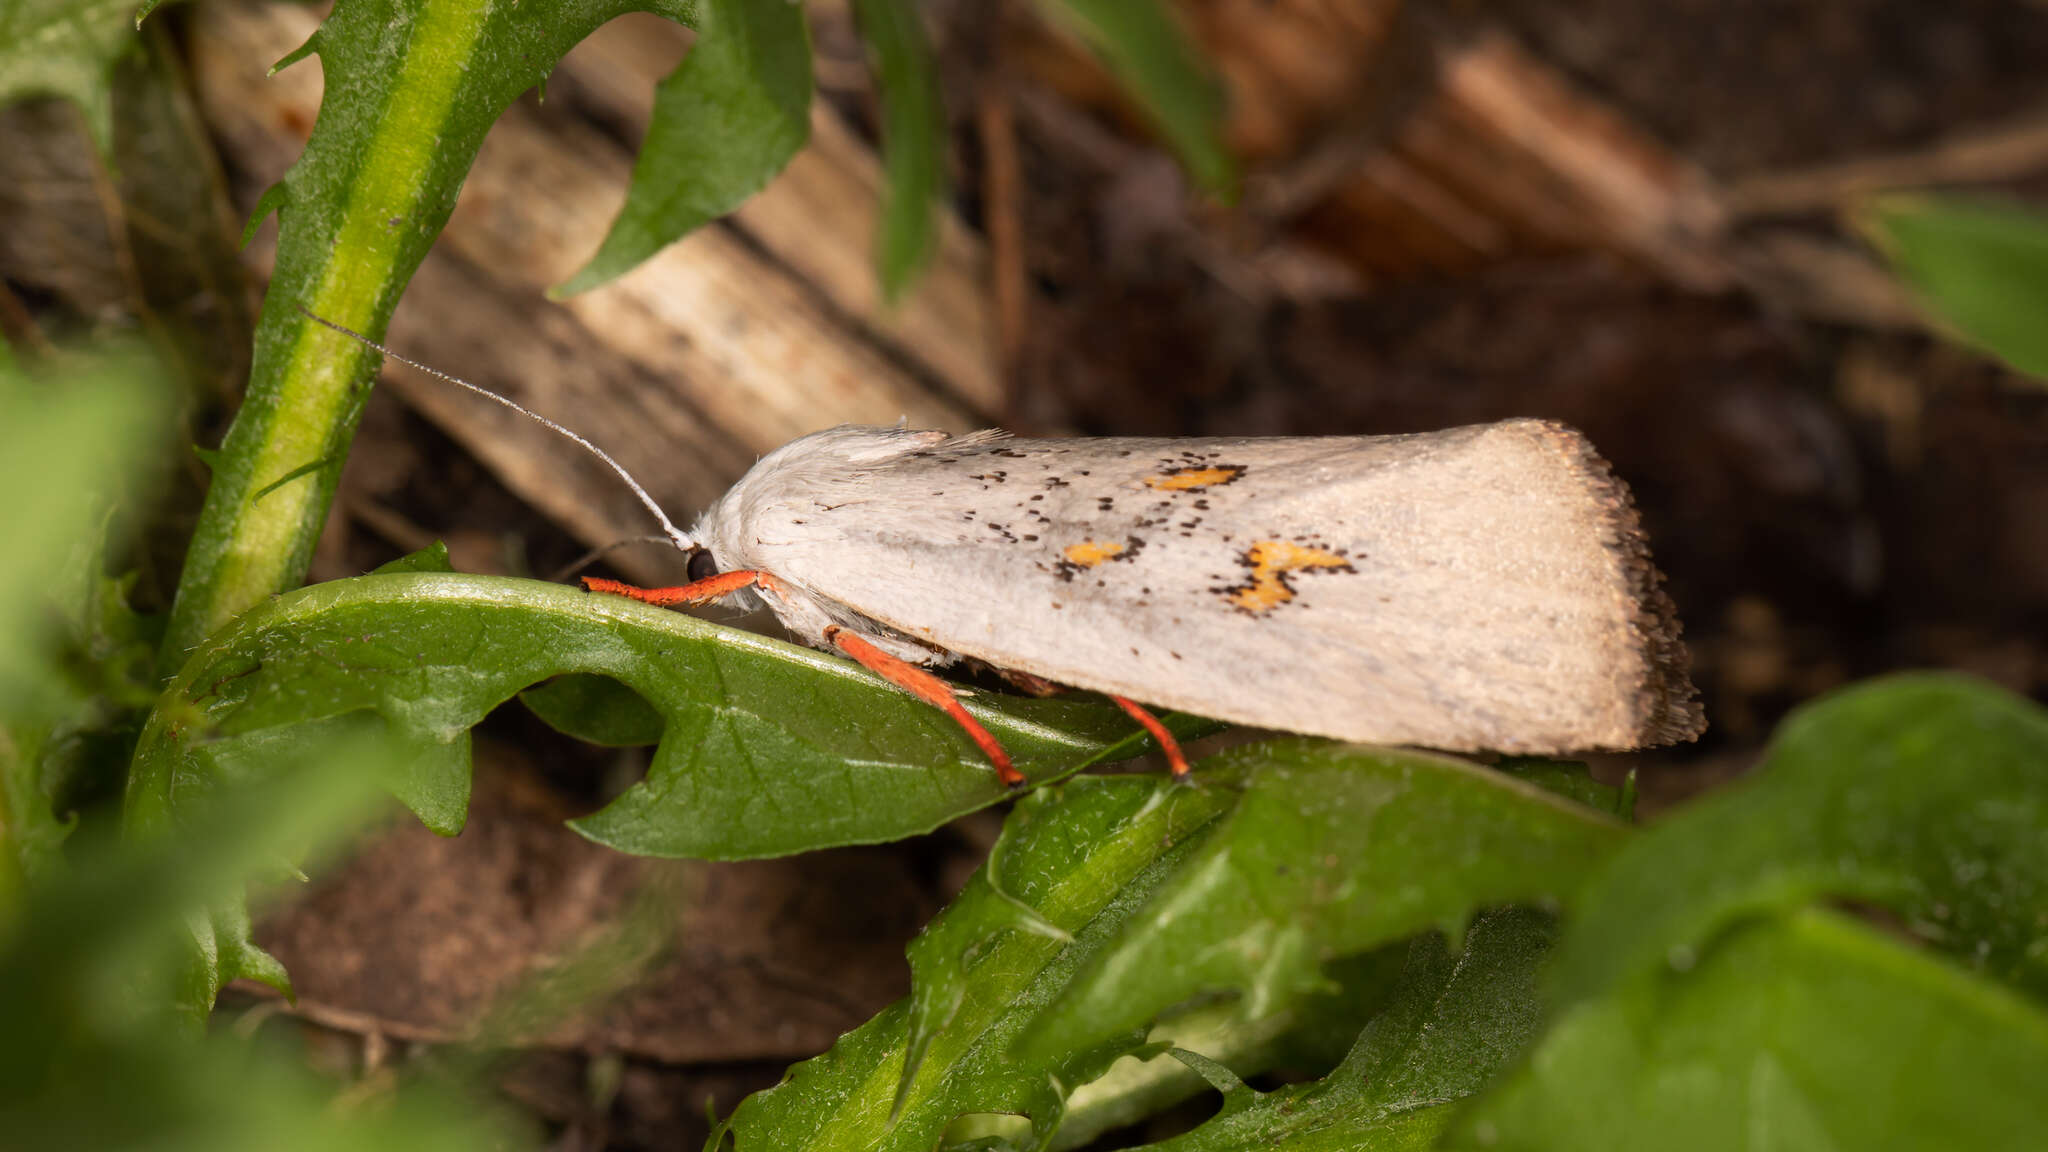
158, 0, 698, 668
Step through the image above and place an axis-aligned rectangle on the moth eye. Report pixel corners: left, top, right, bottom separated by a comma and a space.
687, 548, 720, 583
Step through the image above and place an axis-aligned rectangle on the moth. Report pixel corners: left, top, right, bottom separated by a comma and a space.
582, 421, 1704, 784
306, 312, 1704, 784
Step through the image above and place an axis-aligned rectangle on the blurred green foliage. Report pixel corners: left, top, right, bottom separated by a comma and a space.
0, 349, 520, 1150
1868, 195, 2048, 382
1, 346, 168, 891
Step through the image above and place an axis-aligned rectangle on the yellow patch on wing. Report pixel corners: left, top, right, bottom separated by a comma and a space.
1144, 465, 1244, 491
1062, 539, 1126, 568
1227, 540, 1353, 613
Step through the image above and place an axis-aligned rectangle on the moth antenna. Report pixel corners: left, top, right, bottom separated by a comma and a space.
296, 305, 697, 553
546, 535, 677, 584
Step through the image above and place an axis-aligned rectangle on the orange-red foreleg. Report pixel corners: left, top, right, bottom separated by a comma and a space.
582, 571, 764, 607
826, 627, 1023, 788
1108, 695, 1190, 777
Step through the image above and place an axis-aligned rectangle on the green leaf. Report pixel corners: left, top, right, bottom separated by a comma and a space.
127, 572, 1197, 1017
1039, 947, 1410, 1151
1132, 907, 1557, 1152
138, 572, 1180, 859
6, 753, 384, 1041
1867, 196, 2048, 381
0, 348, 163, 709
1494, 757, 1628, 819
369, 541, 454, 574
193, 710, 471, 837
522, 674, 667, 747
1032, 0, 1234, 196
571, 687, 1211, 860
2, 747, 522, 1151
555, 0, 812, 296
163, 0, 698, 664
27, 557, 161, 833
721, 755, 1602, 1152
0, 346, 167, 887
897, 777, 1234, 1111
723, 773, 1237, 1152
1446, 908, 2048, 1152
0, 0, 143, 150
1551, 673, 2048, 1010
1017, 743, 1627, 1062
851, 0, 945, 299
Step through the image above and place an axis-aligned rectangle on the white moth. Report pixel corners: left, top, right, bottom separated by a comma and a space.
654, 422, 1702, 779
304, 311, 1704, 784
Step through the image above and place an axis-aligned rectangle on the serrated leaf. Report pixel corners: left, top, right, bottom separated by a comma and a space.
28, 521, 162, 839
1866, 195, 2048, 381
164, 0, 699, 663
723, 772, 1237, 1152
1, 749, 525, 1151
1446, 908, 2048, 1151
850, 0, 944, 299
522, 673, 667, 747
1018, 743, 1627, 1063
1032, 0, 1233, 196
1551, 672, 2048, 1009
1, 346, 166, 886
556, 0, 812, 296
896, 777, 1236, 1112
368, 540, 454, 575
0, 349, 163, 708
126, 572, 1196, 1018
193, 710, 471, 837
1132, 907, 1556, 1152
1039, 946, 1410, 1152
5, 746, 385, 1044
137, 572, 1181, 857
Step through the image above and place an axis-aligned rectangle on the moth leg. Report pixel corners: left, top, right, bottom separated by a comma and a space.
582, 571, 765, 607
1107, 696, 1191, 778
825, 626, 1024, 789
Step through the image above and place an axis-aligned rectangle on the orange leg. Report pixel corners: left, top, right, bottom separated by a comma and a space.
582, 571, 764, 607
1108, 695, 1191, 777
826, 627, 1024, 788
586, 574, 1021, 786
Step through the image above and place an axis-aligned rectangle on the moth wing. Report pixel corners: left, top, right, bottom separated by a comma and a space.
751, 421, 1700, 753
